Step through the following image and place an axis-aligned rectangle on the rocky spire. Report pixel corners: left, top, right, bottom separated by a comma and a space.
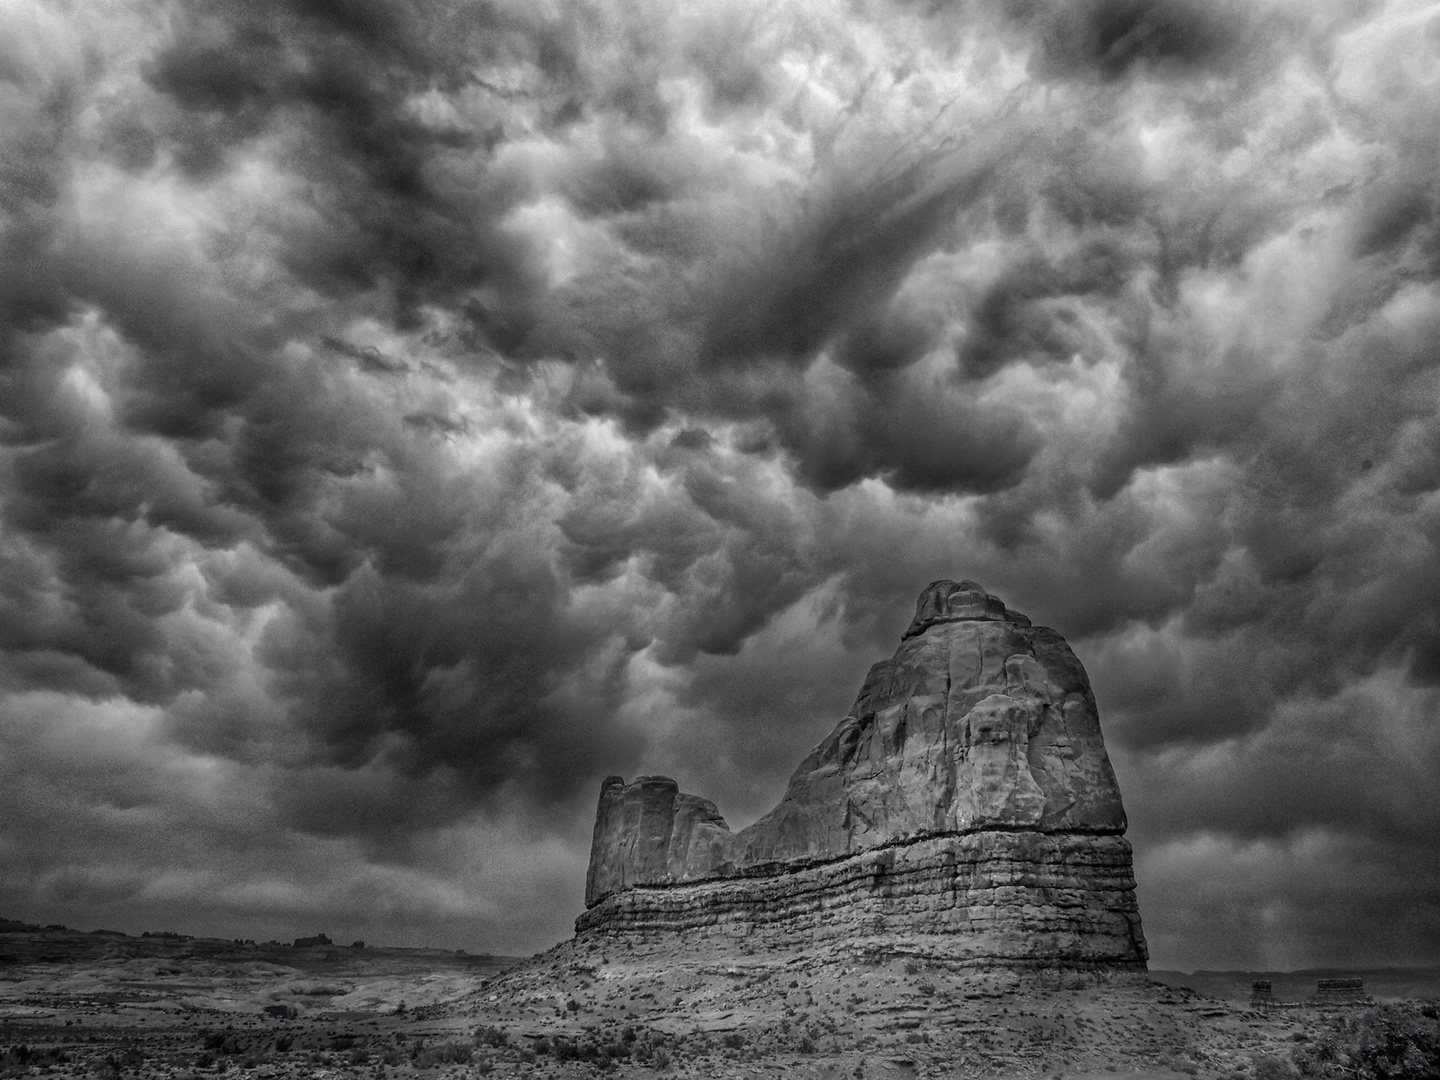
579, 580, 1146, 972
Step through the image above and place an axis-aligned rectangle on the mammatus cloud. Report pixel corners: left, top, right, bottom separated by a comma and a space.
0, 0, 1437, 964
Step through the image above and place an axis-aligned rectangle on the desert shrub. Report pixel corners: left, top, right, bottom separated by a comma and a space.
201, 1030, 244, 1055
537, 1036, 631, 1064
7, 1046, 72, 1067
722, 1033, 746, 1049
633, 1030, 673, 1060
1252, 1054, 1299, 1080
474, 1025, 509, 1047
1, 1045, 72, 1078
411, 1041, 472, 1068
1293, 1004, 1440, 1080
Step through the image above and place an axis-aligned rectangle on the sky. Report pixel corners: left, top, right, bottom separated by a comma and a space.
1, 0, 1438, 972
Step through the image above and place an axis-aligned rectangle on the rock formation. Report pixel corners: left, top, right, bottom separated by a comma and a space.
578, 580, 1147, 972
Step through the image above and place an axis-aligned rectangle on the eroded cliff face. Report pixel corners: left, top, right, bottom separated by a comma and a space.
579, 580, 1146, 970
585, 777, 737, 905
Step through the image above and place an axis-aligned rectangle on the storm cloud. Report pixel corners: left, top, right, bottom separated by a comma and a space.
1, 0, 1438, 966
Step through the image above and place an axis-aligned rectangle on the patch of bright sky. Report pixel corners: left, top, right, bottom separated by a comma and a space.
840, 474, 981, 543
1119, 458, 1237, 584
502, 197, 591, 290
660, 68, 814, 186
401, 85, 470, 131
1168, 209, 1346, 375
1239, 214, 1352, 354
1331, 0, 1440, 107
68, 158, 215, 264
60, 354, 114, 421
1132, 111, 1206, 186
983, 350, 1130, 452
1, 691, 254, 826
0, 0, 87, 97
1374, 280, 1440, 351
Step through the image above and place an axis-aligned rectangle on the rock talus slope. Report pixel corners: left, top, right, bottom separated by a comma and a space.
578, 580, 1147, 971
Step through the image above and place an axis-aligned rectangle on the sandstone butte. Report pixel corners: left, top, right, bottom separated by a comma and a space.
577, 579, 1148, 975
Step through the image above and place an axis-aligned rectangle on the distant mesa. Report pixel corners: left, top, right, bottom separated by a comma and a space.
1314, 978, 1366, 1004
292, 933, 333, 949
1251, 977, 1368, 1008
578, 579, 1147, 974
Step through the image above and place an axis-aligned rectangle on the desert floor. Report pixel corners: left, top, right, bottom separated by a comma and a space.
2, 922, 1436, 1079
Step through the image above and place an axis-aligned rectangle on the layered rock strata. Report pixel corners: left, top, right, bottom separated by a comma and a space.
578, 579, 1147, 970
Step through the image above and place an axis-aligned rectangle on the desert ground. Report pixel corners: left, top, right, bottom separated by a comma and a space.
2, 919, 1436, 1080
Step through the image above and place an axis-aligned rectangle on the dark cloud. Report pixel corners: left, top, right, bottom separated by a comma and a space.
831, 297, 938, 380
1, 0, 1439, 966
767, 365, 1041, 494
1029, 0, 1252, 82
143, 0, 553, 335
696, 152, 997, 370
957, 237, 1142, 378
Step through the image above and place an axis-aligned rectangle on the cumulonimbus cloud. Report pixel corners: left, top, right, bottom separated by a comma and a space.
0, 0, 1437, 963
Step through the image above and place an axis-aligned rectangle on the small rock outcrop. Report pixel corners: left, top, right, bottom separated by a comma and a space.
1314, 978, 1365, 1003
578, 580, 1147, 972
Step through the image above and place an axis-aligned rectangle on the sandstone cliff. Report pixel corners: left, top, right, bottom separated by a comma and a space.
579, 579, 1147, 971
